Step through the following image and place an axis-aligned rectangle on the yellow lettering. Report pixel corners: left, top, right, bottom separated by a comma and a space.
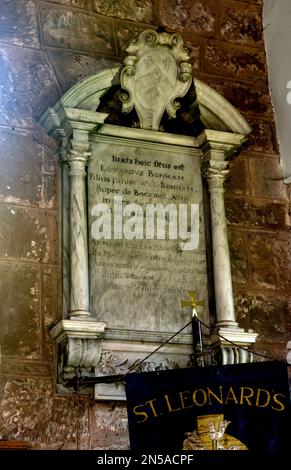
133, 404, 148, 423
225, 386, 239, 404
255, 389, 271, 408
240, 387, 254, 406
164, 394, 181, 413
145, 399, 159, 418
207, 386, 223, 405
271, 393, 286, 412
192, 389, 207, 406
179, 391, 194, 410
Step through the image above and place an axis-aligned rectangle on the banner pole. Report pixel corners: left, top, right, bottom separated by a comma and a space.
181, 291, 205, 367
191, 309, 205, 367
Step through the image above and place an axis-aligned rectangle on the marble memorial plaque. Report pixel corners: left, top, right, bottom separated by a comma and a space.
88, 134, 208, 333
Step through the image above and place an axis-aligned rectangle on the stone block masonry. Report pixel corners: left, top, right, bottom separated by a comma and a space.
0, 0, 289, 449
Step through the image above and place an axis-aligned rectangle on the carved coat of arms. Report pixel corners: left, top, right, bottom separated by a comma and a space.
120, 30, 192, 131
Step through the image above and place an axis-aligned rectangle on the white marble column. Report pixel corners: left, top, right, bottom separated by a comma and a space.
67, 130, 91, 318
40, 107, 107, 375
198, 130, 258, 364
204, 158, 237, 328
59, 137, 70, 318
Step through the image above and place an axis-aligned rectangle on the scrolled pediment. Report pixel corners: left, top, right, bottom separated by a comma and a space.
41, 67, 251, 138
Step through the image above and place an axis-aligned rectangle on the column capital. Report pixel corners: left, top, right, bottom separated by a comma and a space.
198, 129, 246, 191
67, 149, 91, 177
67, 132, 92, 176
197, 129, 246, 160
60, 126, 92, 159
202, 159, 229, 191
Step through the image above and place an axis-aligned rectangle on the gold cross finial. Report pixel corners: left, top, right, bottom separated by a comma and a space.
181, 291, 205, 318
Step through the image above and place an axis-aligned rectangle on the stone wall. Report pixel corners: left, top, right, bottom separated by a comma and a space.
0, 0, 289, 449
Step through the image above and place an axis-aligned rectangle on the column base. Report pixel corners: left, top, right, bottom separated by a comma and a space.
210, 326, 258, 365
69, 309, 93, 319
215, 319, 238, 328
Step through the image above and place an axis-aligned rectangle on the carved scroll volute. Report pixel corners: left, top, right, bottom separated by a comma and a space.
120, 30, 192, 131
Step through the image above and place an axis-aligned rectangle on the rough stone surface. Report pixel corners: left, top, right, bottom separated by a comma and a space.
253, 343, 288, 362
203, 41, 266, 82
0, 128, 56, 209
225, 157, 249, 196
0, 359, 52, 378
247, 232, 291, 291
89, 403, 129, 450
0, 0, 40, 48
249, 158, 287, 200
182, 35, 200, 71
40, 4, 115, 54
220, 2, 263, 46
93, 0, 154, 23
227, 229, 248, 284
0, 379, 89, 448
158, 0, 216, 34
228, 82, 272, 116
0, 378, 7, 403
235, 292, 291, 344
115, 21, 154, 57
43, 134, 58, 175
286, 183, 291, 204
0, 129, 42, 206
226, 198, 289, 230
199, 76, 271, 118
48, 49, 121, 93
0, 263, 41, 358
43, 174, 57, 211
42, 265, 59, 360
246, 119, 277, 154
0, 205, 57, 264
0, 45, 60, 127
42, 134, 58, 210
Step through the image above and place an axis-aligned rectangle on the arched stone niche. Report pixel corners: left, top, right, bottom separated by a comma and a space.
40, 30, 257, 400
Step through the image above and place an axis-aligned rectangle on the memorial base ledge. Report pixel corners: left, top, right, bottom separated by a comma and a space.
50, 319, 107, 373
210, 326, 258, 365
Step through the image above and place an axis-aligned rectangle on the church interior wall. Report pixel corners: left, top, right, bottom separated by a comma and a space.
0, 0, 290, 449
